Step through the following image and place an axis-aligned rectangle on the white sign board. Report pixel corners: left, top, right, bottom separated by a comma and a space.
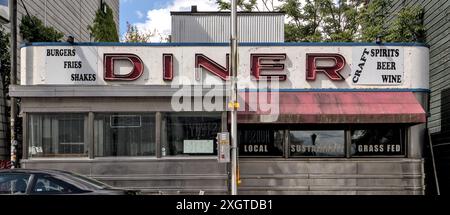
183, 140, 214, 154
21, 45, 429, 90
351, 47, 404, 85
45, 47, 98, 84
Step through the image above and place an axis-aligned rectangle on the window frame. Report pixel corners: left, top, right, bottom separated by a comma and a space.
93, 112, 157, 158
161, 112, 223, 157
29, 173, 85, 195
348, 125, 408, 158
238, 125, 286, 158
238, 124, 408, 159
287, 130, 347, 158
25, 112, 409, 159
0, 173, 33, 195
27, 113, 89, 158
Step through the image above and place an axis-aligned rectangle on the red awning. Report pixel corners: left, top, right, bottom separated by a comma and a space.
237, 92, 427, 124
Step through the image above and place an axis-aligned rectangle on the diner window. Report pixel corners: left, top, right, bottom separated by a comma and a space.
94, 113, 156, 157
29, 114, 87, 158
238, 127, 284, 157
289, 130, 345, 157
350, 127, 405, 156
162, 113, 221, 156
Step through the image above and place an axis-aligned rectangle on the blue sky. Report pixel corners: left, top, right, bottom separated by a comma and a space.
119, 0, 171, 37
119, 0, 219, 41
119, 0, 280, 42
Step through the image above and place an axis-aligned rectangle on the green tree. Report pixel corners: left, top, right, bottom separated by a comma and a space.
359, 0, 392, 42
123, 22, 153, 43
215, 0, 425, 43
216, 0, 279, 11
0, 26, 10, 88
281, 0, 323, 42
319, 0, 362, 42
386, 5, 425, 42
19, 15, 64, 42
88, 3, 119, 42
0, 26, 11, 143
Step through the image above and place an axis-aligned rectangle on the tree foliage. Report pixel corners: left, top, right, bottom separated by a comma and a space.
0, 26, 10, 87
359, 0, 392, 42
216, 0, 277, 11
280, 0, 324, 42
385, 5, 425, 43
88, 3, 119, 42
19, 15, 64, 42
319, 0, 362, 42
0, 26, 10, 134
215, 0, 425, 43
123, 22, 153, 43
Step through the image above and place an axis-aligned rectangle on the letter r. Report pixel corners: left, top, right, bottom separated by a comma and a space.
306, 54, 346, 81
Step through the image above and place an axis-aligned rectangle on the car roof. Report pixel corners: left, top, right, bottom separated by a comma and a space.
0, 169, 74, 175
0, 168, 114, 190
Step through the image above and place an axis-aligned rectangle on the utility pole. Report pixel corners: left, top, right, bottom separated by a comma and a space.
9, 0, 18, 168
229, 0, 238, 195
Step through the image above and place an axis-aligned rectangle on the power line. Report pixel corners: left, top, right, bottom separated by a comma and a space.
19, 0, 36, 27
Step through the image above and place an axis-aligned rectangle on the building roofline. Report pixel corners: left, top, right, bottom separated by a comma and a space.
170, 11, 285, 16
21, 42, 430, 48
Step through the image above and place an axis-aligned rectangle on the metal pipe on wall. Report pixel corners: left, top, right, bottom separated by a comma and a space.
230, 0, 238, 195
9, 0, 18, 168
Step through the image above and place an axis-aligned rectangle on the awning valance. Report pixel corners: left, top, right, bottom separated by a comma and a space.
237, 92, 426, 124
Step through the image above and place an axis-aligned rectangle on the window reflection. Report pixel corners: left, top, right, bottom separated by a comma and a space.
94, 113, 156, 157
239, 128, 284, 156
351, 128, 404, 156
289, 131, 345, 157
162, 113, 221, 156
29, 114, 87, 158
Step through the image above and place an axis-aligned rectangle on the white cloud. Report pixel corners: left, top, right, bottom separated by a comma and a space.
136, 10, 144, 19
133, 0, 217, 42
132, 0, 285, 42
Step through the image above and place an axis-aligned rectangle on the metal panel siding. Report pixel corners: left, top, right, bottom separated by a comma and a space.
390, 1, 450, 134
389, 0, 450, 195
172, 14, 284, 43
426, 1, 450, 134
0, 0, 120, 159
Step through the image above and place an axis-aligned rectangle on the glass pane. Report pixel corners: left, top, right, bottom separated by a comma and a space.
29, 114, 87, 158
351, 128, 404, 156
94, 113, 156, 157
0, 174, 30, 194
163, 113, 221, 156
289, 130, 345, 157
32, 176, 78, 194
239, 128, 284, 156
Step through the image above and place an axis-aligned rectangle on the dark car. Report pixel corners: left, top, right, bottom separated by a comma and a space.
0, 169, 140, 195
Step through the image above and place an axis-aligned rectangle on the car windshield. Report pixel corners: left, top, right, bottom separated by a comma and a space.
64, 172, 112, 189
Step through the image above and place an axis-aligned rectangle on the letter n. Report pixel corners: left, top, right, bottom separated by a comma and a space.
195, 54, 229, 80
306, 54, 346, 81
104, 54, 144, 81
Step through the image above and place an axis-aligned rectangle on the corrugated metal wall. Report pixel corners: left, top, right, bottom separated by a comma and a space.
389, 0, 450, 195
171, 14, 284, 43
0, 0, 120, 160
389, 0, 450, 134
389, 0, 450, 133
